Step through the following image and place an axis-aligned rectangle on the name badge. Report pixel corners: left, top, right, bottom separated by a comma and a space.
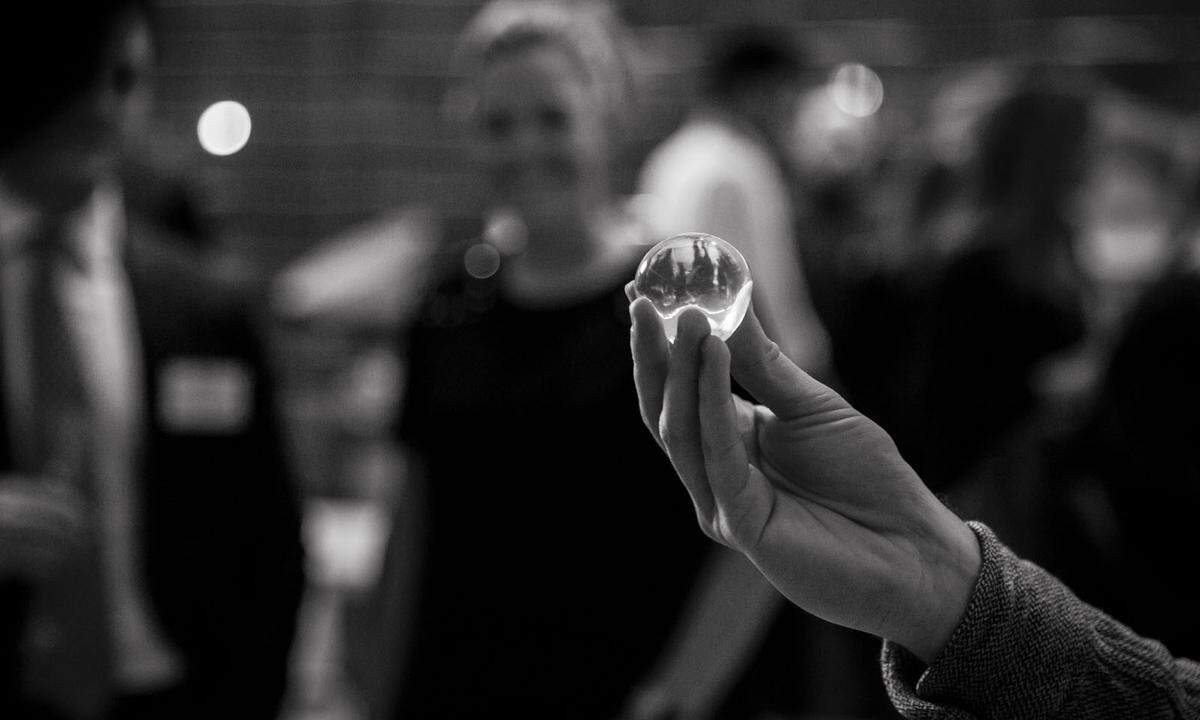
157, 358, 254, 434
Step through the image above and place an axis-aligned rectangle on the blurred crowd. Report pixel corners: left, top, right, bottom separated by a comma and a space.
3, 1, 1200, 719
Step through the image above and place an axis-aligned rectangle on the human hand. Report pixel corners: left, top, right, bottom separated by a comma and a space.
0, 477, 88, 580
628, 293, 981, 662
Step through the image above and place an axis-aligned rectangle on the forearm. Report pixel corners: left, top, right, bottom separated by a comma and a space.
646, 545, 783, 712
882, 522, 1200, 719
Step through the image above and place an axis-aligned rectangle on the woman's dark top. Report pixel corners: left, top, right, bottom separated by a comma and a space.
393, 248, 708, 719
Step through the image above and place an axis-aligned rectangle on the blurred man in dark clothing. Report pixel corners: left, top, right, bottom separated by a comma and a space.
911, 86, 1091, 492
1062, 247, 1200, 661
0, 3, 304, 718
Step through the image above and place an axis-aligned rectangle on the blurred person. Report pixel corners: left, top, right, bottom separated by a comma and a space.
1074, 130, 1191, 337
1056, 163, 1200, 661
797, 155, 931, 514
0, 3, 304, 718
791, 143, 910, 429
391, 3, 781, 718
910, 84, 1092, 491
628, 295, 1200, 719
679, 52, 907, 717
1024, 120, 1193, 431
1068, 263, 1200, 660
925, 63, 1017, 179
119, 137, 220, 252
638, 25, 832, 377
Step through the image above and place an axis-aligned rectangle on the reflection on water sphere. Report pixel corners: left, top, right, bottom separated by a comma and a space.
634, 232, 753, 342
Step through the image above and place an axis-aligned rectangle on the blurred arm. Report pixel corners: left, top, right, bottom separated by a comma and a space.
628, 544, 782, 720
216, 310, 306, 718
697, 180, 831, 376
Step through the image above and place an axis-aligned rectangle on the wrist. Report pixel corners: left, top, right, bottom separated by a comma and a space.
899, 511, 982, 663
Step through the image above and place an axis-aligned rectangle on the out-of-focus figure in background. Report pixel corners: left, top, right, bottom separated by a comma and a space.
910, 83, 1092, 493
1069, 245, 1200, 661
382, 3, 780, 719
118, 135, 220, 254
638, 26, 832, 378
1054, 131, 1200, 661
899, 71, 1200, 663
0, 2, 304, 718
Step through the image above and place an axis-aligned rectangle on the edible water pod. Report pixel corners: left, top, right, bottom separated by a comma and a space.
634, 232, 753, 342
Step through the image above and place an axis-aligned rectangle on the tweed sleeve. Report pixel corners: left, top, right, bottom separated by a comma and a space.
880, 522, 1200, 719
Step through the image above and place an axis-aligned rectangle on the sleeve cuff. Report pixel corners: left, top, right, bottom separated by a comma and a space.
880, 522, 1094, 718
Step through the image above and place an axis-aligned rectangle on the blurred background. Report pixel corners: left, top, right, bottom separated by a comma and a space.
149, 0, 1200, 263
106, 0, 1200, 718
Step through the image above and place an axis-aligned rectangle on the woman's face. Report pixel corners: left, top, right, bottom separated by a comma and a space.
474, 42, 609, 230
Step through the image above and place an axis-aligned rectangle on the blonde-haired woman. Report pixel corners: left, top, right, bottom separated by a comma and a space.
391, 2, 780, 718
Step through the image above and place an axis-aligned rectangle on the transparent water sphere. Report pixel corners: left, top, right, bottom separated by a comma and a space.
634, 232, 753, 342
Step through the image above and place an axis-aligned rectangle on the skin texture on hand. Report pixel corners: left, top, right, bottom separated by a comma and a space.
627, 290, 981, 663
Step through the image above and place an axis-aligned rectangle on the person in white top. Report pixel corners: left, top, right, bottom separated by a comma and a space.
638, 27, 832, 377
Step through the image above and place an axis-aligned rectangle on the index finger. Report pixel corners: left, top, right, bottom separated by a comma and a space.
630, 297, 668, 447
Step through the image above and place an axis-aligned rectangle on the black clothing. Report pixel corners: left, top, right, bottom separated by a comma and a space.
395, 253, 708, 718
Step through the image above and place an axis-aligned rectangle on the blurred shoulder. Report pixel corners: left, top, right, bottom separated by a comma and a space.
643, 116, 780, 209
646, 117, 756, 173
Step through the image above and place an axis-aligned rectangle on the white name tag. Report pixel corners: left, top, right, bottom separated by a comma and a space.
157, 358, 254, 434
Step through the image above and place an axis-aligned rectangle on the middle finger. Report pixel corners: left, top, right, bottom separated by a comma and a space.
660, 308, 715, 522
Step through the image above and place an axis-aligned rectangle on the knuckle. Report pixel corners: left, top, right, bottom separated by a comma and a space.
639, 407, 656, 433
657, 415, 676, 446
736, 337, 781, 375
695, 511, 719, 540
756, 341, 786, 379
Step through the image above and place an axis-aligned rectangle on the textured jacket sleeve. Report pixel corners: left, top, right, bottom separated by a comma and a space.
880, 522, 1200, 719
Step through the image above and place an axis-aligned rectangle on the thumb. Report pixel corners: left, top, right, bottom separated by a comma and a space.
725, 302, 844, 421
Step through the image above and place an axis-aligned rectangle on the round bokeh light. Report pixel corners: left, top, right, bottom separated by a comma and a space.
830, 63, 884, 118
197, 100, 252, 156
464, 242, 502, 279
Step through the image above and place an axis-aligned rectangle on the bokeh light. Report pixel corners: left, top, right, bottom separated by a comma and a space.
197, 100, 252, 156
464, 242, 502, 279
830, 63, 885, 118
789, 86, 877, 176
